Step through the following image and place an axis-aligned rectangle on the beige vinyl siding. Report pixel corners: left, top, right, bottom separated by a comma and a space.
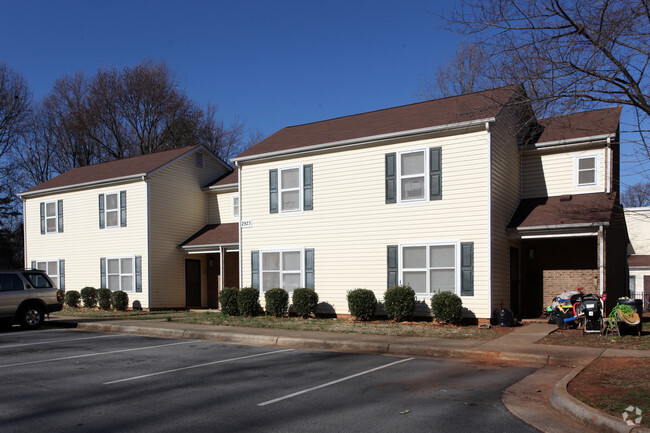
522, 147, 607, 198
207, 190, 240, 224
626, 208, 650, 255
148, 152, 229, 308
24, 181, 149, 307
240, 129, 493, 318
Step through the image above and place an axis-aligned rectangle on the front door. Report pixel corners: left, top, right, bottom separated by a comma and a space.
185, 259, 201, 307
509, 247, 520, 319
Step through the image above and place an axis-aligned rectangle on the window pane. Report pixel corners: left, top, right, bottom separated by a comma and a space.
47, 219, 57, 232
281, 168, 299, 189
283, 251, 301, 271
106, 210, 118, 227
263, 271, 280, 290
431, 269, 455, 292
36, 262, 47, 271
121, 258, 133, 274
47, 261, 58, 276
403, 246, 426, 268
401, 177, 424, 200
430, 245, 455, 268
106, 193, 118, 210
579, 170, 595, 184
262, 252, 280, 271
108, 275, 119, 290
403, 271, 426, 293
46, 202, 56, 217
579, 157, 595, 170
107, 259, 119, 274
50, 276, 59, 288
121, 276, 133, 291
282, 273, 301, 292
401, 152, 424, 176
281, 190, 300, 211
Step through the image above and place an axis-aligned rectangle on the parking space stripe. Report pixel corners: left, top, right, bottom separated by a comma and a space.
258, 357, 414, 406
0, 341, 193, 368
103, 348, 295, 385
0, 334, 134, 349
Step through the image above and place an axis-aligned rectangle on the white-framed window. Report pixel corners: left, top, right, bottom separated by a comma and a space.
104, 192, 120, 228
45, 201, 58, 233
232, 195, 240, 218
105, 256, 135, 293
35, 260, 60, 288
260, 249, 303, 292
575, 155, 598, 187
279, 166, 302, 213
400, 242, 459, 295
398, 149, 428, 203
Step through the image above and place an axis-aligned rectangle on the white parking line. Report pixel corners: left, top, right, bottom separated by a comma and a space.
0, 334, 134, 349
0, 341, 193, 369
104, 348, 295, 385
258, 357, 414, 406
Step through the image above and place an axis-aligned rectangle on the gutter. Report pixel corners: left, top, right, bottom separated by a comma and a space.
18, 173, 147, 198
513, 222, 609, 232
525, 133, 614, 149
204, 183, 238, 192
232, 118, 495, 163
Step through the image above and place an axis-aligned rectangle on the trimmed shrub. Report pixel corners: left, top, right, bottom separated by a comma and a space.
64, 290, 81, 308
80, 286, 97, 308
111, 290, 129, 311
220, 287, 239, 316
384, 285, 416, 322
97, 288, 112, 310
292, 288, 319, 318
265, 288, 289, 317
238, 287, 261, 316
347, 288, 377, 321
431, 291, 463, 325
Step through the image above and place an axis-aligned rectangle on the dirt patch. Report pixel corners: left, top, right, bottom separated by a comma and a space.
568, 357, 650, 428
538, 326, 650, 350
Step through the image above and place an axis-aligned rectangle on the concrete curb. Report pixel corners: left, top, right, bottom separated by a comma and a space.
550, 361, 650, 433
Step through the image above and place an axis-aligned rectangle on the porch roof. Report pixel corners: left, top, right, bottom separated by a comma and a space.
180, 223, 239, 250
629, 255, 650, 268
508, 192, 617, 232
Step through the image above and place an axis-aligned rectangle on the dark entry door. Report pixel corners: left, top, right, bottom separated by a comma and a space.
509, 247, 520, 319
185, 259, 201, 307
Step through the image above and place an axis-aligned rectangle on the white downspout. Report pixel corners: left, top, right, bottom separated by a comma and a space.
145, 175, 152, 309
236, 162, 242, 288
219, 246, 224, 294
599, 225, 604, 296
606, 137, 611, 194
486, 121, 493, 316
21, 197, 27, 267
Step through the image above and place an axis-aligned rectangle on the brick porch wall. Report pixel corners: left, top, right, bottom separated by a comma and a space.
542, 269, 599, 308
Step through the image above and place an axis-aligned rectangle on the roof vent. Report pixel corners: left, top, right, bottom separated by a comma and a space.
560, 195, 573, 202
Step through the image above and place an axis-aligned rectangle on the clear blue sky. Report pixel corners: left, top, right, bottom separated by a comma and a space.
0, 0, 645, 188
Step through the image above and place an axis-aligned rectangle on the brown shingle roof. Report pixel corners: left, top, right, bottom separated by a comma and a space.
629, 255, 650, 268
208, 167, 238, 188
235, 85, 524, 159
508, 193, 617, 229
21, 145, 200, 195
180, 223, 239, 248
537, 106, 622, 144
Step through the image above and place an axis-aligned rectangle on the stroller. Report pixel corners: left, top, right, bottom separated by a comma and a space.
575, 294, 604, 334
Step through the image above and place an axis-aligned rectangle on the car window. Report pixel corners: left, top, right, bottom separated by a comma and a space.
0, 274, 25, 291
21, 273, 53, 289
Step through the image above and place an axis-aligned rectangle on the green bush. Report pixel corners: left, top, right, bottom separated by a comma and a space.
347, 288, 377, 321
384, 285, 416, 322
64, 290, 81, 308
220, 287, 239, 316
431, 291, 463, 325
238, 287, 261, 316
111, 290, 129, 311
292, 288, 319, 318
80, 286, 97, 308
97, 288, 112, 310
265, 288, 289, 317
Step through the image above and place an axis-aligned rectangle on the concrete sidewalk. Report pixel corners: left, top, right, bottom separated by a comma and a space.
49, 316, 649, 433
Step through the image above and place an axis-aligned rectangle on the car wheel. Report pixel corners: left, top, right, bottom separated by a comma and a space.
19, 305, 45, 330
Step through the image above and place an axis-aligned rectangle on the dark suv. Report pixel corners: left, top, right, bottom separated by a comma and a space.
0, 269, 63, 330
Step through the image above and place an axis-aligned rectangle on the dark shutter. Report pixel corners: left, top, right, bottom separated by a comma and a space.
100, 257, 106, 288
385, 153, 396, 204
303, 164, 313, 211
120, 191, 127, 227
461, 242, 474, 296
304, 248, 315, 289
40, 202, 45, 234
59, 259, 65, 290
31, 260, 36, 269
269, 170, 278, 214
99, 194, 105, 229
430, 147, 442, 201
387, 245, 398, 288
251, 251, 259, 289
57, 200, 64, 233
135, 256, 142, 292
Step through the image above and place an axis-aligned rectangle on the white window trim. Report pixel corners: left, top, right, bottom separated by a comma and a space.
44, 200, 59, 234
397, 148, 429, 204
232, 195, 240, 218
259, 247, 304, 293
105, 255, 136, 293
399, 241, 461, 296
35, 259, 60, 288
103, 191, 121, 229
574, 154, 600, 188
279, 165, 303, 214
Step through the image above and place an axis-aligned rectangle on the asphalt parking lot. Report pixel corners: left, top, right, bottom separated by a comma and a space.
0, 327, 539, 433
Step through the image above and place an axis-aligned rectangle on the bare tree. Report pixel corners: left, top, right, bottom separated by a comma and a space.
622, 181, 650, 207
0, 61, 31, 161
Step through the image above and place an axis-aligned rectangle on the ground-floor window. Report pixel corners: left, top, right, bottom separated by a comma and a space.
400, 242, 459, 295
104, 256, 134, 293
35, 259, 62, 288
261, 249, 302, 292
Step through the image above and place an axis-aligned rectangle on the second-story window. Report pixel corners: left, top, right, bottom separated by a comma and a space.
45, 202, 58, 233
280, 167, 301, 212
576, 155, 598, 187
232, 195, 240, 218
399, 149, 427, 202
40, 200, 63, 234
99, 191, 127, 229
269, 164, 313, 214
105, 193, 119, 227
